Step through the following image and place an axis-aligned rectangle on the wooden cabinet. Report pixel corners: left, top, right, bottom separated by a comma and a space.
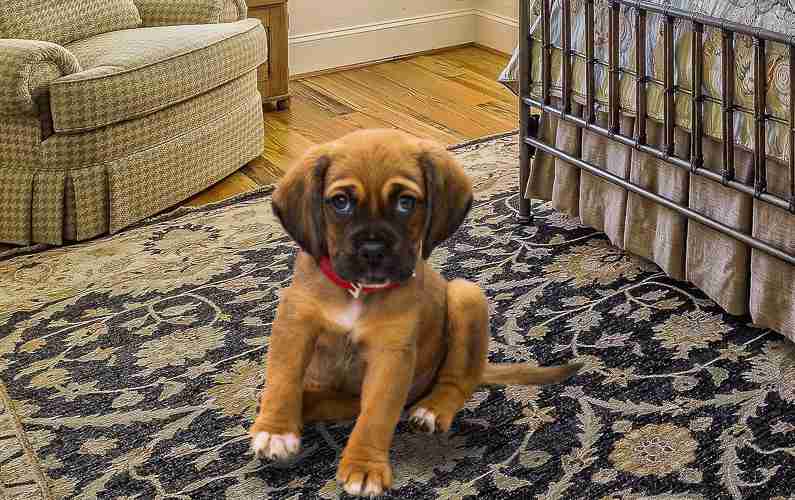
246, 0, 290, 109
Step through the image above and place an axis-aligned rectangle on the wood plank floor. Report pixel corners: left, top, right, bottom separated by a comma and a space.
0, 46, 514, 253
183, 45, 516, 206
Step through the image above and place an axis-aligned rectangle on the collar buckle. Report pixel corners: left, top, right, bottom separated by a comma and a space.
348, 283, 363, 299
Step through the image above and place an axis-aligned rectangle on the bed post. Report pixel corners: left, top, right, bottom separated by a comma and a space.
691, 21, 704, 171
790, 45, 795, 213
608, 1, 621, 134
721, 29, 736, 182
753, 36, 768, 197
634, 8, 647, 143
518, 0, 533, 224
662, 14, 675, 155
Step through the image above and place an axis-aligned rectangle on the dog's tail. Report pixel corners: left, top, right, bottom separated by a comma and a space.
480, 362, 583, 386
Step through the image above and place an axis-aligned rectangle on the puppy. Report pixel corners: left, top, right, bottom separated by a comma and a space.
249, 129, 581, 497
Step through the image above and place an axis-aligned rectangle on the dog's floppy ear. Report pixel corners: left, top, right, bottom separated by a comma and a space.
272, 147, 332, 259
418, 141, 473, 259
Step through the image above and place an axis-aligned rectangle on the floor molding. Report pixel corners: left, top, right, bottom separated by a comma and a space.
288, 9, 477, 76
288, 8, 520, 76
291, 43, 476, 80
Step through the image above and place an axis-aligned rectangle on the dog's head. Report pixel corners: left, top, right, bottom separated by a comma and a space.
272, 129, 473, 285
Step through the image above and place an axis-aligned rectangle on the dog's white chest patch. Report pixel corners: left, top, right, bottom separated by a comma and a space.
335, 299, 363, 332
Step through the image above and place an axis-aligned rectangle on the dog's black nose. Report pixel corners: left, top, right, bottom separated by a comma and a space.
358, 240, 386, 264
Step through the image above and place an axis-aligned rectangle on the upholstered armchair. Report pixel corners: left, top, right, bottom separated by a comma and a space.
0, 0, 268, 246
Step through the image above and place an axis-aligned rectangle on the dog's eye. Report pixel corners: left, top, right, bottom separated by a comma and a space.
396, 195, 416, 214
329, 194, 354, 215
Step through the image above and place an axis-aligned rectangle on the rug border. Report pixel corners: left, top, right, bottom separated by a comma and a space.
0, 130, 519, 262
0, 381, 53, 499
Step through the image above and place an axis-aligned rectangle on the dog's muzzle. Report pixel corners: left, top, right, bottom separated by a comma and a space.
357, 239, 387, 267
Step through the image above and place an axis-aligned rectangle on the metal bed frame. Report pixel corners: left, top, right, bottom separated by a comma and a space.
518, 0, 795, 266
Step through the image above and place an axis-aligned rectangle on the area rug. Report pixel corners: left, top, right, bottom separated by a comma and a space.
2, 134, 794, 500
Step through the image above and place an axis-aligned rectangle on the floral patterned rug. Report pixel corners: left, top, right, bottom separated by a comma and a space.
2, 134, 794, 500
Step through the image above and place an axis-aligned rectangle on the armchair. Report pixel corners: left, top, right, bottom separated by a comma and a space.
0, 0, 269, 246
134, 0, 248, 26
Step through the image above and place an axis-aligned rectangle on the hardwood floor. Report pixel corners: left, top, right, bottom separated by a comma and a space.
0, 46, 514, 253
183, 45, 516, 206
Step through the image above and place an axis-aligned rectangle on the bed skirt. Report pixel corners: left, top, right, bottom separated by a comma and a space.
523, 100, 794, 341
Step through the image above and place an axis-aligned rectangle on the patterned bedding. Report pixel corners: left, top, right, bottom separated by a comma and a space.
499, 0, 795, 165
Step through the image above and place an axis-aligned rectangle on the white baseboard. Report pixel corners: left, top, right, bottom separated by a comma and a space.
474, 9, 518, 55
289, 10, 477, 76
288, 8, 519, 76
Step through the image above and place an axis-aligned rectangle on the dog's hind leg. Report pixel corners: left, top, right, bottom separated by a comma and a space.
408, 279, 489, 434
303, 390, 361, 422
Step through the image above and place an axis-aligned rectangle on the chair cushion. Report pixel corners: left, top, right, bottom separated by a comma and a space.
50, 19, 267, 133
0, 0, 142, 46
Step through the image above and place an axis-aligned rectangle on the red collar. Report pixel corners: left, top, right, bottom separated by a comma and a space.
318, 256, 403, 298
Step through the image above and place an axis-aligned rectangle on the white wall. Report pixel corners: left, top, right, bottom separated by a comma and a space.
478, 0, 518, 18
288, 0, 519, 76
475, 0, 518, 55
288, 0, 475, 36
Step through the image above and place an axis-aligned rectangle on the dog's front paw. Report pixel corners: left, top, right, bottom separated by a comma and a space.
250, 431, 301, 461
408, 407, 438, 434
336, 457, 393, 497
408, 404, 456, 434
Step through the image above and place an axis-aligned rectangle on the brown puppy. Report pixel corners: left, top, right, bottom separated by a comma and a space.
249, 129, 581, 497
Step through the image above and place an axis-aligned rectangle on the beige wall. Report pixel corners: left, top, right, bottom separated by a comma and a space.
287, 0, 518, 75
478, 0, 518, 19
288, 0, 476, 36
475, 0, 517, 54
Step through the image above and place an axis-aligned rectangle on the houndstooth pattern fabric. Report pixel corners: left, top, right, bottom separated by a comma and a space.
56, 75, 262, 243
0, 117, 41, 170
0, 40, 81, 117
133, 0, 246, 26
63, 176, 78, 241
44, 73, 258, 171
70, 165, 110, 242
0, 0, 142, 46
47, 73, 259, 241
0, 169, 34, 245
51, 19, 266, 132
220, 0, 245, 22
32, 171, 66, 245
0, 16, 267, 246
108, 93, 263, 232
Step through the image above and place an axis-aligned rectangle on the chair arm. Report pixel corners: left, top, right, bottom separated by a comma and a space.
0, 39, 81, 117
133, 0, 247, 26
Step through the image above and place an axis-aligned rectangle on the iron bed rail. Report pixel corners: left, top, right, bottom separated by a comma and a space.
518, 0, 795, 265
